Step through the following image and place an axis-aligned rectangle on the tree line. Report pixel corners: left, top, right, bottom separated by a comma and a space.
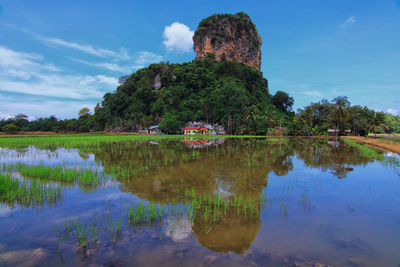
0, 58, 398, 135
287, 96, 399, 136
2, 96, 398, 136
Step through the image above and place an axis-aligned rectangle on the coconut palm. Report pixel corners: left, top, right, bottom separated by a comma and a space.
369, 112, 388, 136
331, 96, 350, 133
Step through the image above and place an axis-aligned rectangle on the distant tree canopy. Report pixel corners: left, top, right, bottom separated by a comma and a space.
272, 91, 294, 113
287, 97, 399, 136
0, 112, 95, 133
2, 124, 19, 133
78, 107, 91, 118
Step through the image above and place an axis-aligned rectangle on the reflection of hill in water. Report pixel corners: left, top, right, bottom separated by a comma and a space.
193, 208, 261, 254
90, 138, 382, 253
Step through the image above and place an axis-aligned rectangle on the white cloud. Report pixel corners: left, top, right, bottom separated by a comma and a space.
163, 22, 194, 53
387, 108, 400, 116
0, 46, 117, 101
0, 112, 13, 120
69, 51, 162, 73
39, 36, 130, 60
135, 51, 163, 66
341, 16, 356, 28
0, 95, 96, 119
68, 53, 162, 74
70, 58, 133, 73
0, 46, 61, 80
0, 111, 34, 121
0, 24, 166, 118
0, 74, 116, 99
303, 90, 323, 97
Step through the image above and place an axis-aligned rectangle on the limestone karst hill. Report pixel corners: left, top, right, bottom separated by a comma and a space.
93, 12, 293, 134
193, 12, 262, 70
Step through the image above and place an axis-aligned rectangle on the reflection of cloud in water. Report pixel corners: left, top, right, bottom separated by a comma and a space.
386, 152, 400, 159
164, 216, 193, 242
214, 177, 233, 197
0, 247, 46, 267
0, 207, 10, 218
0, 147, 103, 172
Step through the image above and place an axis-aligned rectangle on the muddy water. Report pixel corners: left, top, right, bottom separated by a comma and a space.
0, 138, 399, 266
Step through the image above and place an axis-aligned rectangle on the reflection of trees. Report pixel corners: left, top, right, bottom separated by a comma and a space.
95, 139, 294, 203
289, 138, 380, 178
90, 139, 293, 253
89, 138, 380, 253
193, 208, 261, 254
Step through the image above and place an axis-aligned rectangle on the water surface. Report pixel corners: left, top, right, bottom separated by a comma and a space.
0, 138, 399, 266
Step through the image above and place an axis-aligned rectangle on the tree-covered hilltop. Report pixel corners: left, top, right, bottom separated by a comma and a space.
93, 56, 294, 134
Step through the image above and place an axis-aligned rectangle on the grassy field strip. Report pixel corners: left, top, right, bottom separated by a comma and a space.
0, 134, 281, 149
342, 136, 400, 155
342, 139, 385, 160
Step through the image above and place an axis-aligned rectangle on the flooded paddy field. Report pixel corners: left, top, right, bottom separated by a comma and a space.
0, 136, 399, 266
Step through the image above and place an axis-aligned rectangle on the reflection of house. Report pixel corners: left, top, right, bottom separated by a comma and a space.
328, 129, 340, 137
184, 140, 208, 144
183, 127, 210, 135
183, 138, 225, 149
328, 140, 340, 147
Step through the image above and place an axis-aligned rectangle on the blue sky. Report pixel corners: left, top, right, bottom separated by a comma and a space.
0, 0, 399, 119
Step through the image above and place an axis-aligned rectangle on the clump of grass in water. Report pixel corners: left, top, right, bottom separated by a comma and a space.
184, 187, 262, 223
56, 201, 197, 256
1, 163, 105, 189
128, 201, 174, 225
0, 173, 61, 207
60, 217, 98, 251
110, 219, 121, 244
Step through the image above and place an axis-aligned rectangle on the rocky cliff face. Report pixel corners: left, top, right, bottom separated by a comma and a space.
193, 12, 262, 70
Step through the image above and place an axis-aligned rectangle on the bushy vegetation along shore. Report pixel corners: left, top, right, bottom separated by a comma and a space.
1, 59, 399, 136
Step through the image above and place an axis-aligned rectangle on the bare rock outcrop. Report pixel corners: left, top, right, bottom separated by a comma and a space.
193, 12, 262, 70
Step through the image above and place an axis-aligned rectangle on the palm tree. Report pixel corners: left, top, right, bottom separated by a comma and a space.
263, 109, 277, 135
331, 96, 350, 133
299, 106, 314, 127
369, 112, 388, 137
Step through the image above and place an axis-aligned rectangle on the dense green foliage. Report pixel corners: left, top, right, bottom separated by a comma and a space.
0, 113, 95, 133
288, 97, 400, 136
93, 58, 293, 134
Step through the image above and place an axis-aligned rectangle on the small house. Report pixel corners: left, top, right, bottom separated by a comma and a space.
275, 127, 287, 135
328, 129, 340, 137
183, 127, 210, 135
149, 125, 163, 135
344, 129, 351, 136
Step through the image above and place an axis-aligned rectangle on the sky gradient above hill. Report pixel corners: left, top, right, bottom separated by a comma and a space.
0, 0, 399, 119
